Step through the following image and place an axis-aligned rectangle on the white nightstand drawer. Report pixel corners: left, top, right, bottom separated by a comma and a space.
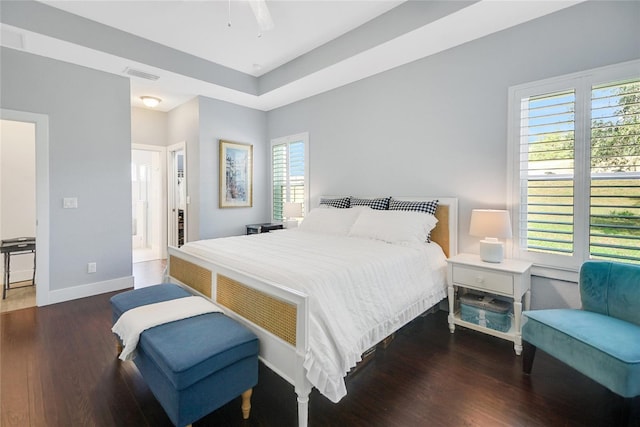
451, 265, 514, 295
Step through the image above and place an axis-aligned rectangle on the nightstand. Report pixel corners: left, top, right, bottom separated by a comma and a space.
447, 253, 532, 355
245, 223, 283, 235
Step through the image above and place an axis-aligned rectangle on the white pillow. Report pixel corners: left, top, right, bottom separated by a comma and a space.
348, 209, 438, 244
298, 207, 367, 235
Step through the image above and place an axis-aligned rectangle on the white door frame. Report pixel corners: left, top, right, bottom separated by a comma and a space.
1, 109, 50, 306
132, 143, 167, 260
167, 142, 186, 247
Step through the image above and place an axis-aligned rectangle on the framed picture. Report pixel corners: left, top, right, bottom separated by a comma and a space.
219, 140, 253, 208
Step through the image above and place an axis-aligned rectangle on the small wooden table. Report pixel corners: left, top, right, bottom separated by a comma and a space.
1, 237, 36, 299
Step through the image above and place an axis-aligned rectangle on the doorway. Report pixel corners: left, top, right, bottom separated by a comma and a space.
168, 142, 186, 248
0, 109, 50, 308
131, 144, 165, 263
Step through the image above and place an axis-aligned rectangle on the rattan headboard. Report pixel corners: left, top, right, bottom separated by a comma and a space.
317, 196, 458, 258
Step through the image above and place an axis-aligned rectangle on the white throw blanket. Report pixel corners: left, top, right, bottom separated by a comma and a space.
112, 296, 221, 361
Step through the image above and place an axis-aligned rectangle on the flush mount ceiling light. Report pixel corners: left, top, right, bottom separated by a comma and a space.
140, 96, 161, 108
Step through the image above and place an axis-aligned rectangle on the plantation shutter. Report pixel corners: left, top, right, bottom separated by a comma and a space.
511, 62, 640, 272
589, 80, 640, 263
271, 137, 307, 222
272, 143, 287, 221
519, 90, 576, 256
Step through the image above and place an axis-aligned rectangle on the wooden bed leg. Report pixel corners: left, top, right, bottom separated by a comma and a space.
241, 388, 253, 419
116, 341, 123, 356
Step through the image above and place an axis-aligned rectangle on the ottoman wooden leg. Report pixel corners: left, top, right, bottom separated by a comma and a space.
241, 388, 253, 419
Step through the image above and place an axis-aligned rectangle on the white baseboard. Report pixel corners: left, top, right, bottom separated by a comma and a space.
45, 276, 134, 306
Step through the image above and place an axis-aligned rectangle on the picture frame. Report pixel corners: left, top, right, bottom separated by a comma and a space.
219, 140, 253, 208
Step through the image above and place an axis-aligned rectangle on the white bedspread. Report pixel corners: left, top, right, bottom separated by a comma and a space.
181, 230, 447, 403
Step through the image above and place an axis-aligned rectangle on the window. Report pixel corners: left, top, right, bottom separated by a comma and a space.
270, 132, 309, 222
508, 60, 639, 273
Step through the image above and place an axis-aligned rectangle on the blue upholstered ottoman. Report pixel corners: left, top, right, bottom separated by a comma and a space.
110, 284, 259, 427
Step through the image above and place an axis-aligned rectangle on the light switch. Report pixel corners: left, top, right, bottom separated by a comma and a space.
63, 197, 78, 209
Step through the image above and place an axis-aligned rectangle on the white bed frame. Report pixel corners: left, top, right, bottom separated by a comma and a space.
166, 197, 458, 427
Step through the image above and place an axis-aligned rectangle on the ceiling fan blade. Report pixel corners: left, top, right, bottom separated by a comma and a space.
249, 0, 274, 32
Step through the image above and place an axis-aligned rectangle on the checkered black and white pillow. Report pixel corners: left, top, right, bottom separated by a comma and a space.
389, 199, 439, 216
320, 197, 351, 209
350, 197, 391, 210
389, 199, 439, 242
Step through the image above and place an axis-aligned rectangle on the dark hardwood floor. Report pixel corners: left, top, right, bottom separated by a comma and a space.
2, 289, 638, 426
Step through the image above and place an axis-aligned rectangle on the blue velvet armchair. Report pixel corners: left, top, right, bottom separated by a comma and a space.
522, 261, 640, 423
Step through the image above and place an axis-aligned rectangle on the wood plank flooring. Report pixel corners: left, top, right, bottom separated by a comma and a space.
0, 283, 36, 313
1, 290, 638, 426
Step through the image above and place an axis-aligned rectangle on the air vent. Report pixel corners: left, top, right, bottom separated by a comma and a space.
123, 67, 160, 81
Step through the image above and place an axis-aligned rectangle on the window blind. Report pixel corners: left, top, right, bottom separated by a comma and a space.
511, 61, 640, 271
589, 80, 640, 262
271, 137, 307, 222
519, 90, 576, 256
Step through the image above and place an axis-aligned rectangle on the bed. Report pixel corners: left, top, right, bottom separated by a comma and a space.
166, 196, 458, 426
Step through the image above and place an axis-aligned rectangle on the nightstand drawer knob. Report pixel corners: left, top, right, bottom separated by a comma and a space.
475, 277, 485, 284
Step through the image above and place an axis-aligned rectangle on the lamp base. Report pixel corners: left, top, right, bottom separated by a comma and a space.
479, 238, 504, 263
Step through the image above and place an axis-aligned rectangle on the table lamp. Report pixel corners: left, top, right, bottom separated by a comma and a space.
283, 202, 303, 229
469, 209, 512, 263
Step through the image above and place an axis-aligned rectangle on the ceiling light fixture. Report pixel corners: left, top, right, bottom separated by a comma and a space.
140, 96, 161, 108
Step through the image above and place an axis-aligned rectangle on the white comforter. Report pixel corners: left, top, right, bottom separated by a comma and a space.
180, 229, 447, 403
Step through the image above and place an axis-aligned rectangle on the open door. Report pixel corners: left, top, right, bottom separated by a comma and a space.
0, 109, 50, 307
131, 144, 165, 263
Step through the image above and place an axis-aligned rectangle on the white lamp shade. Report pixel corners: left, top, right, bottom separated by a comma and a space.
469, 209, 512, 239
283, 202, 303, 218
469, 209, 512, 263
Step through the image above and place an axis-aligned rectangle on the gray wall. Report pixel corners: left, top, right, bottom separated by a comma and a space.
266, 1, 640, 308
167, 98, 200, 241
131, 107, 168, 147
165, 97, 268, 240
197, 97, 268, 238
0, 47, 132, 295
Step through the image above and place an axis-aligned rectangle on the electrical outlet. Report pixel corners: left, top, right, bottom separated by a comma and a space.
88, 262, 97, 274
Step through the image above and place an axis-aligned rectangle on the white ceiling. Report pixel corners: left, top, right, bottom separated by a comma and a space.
1, 1, 584, 112
43, 0, 404, 77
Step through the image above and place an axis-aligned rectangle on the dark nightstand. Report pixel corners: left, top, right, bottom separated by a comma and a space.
246, 223, 284, 235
